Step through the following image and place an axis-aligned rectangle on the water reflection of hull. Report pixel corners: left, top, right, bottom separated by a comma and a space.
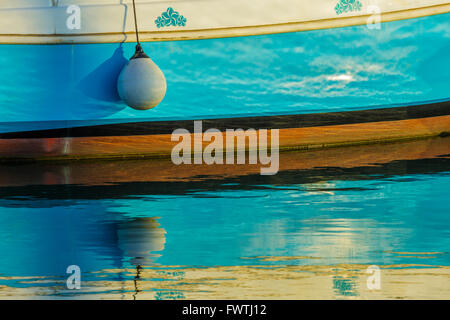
93, 264, 450, 300
0, 139, 449, 298
0, 213, 166, 279
0, 136, 449, 191
2, 264, 449, 299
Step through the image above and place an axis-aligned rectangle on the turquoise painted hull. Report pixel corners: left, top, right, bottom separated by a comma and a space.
0, 13, 448, 134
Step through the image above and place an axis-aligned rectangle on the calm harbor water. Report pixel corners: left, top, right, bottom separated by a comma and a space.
0, 136, 449, 299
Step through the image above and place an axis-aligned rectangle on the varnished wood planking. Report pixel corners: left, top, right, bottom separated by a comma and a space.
0, 115, 449, 161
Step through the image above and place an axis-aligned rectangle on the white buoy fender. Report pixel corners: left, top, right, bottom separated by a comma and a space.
117, 45, 167, 110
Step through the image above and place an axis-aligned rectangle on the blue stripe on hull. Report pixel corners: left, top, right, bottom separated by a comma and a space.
0, 13, 448, 133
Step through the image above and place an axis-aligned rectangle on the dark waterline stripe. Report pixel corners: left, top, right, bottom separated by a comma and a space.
0, 100, 449, 139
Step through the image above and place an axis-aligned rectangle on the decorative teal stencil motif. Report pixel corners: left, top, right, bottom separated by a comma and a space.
155, 7, 187, 28
335, 0, 363, 15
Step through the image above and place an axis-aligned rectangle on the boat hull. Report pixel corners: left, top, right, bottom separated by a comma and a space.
0, 102, 449, 161
0, 12, 449, 160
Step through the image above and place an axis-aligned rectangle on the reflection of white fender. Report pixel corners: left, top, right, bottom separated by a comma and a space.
117, 218, 166, 266
0, 0, 448, 44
